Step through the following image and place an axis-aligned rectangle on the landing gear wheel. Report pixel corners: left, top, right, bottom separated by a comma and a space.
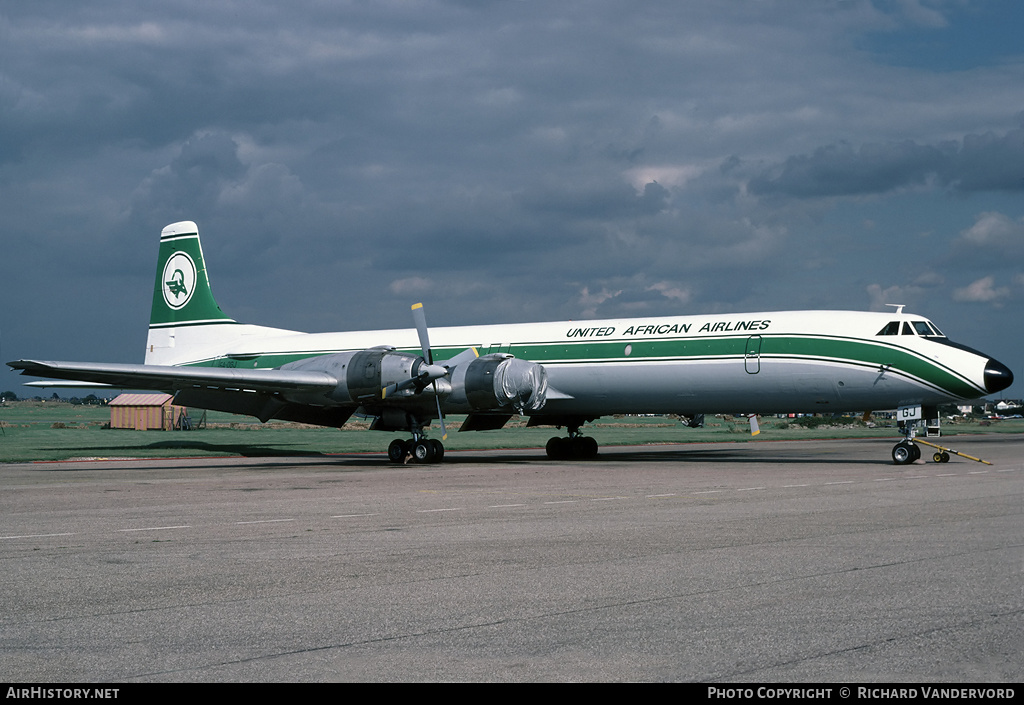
412, 440, 436, 464
546, 435, 599, 460
429, 439, 445, 462
388, 439, 408, 463
892, 441, 916, 465
573, 436, 599, 459
546, 437, 569, 460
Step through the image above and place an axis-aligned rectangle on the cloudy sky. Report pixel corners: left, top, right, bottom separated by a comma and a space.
2, 0, 1022, 399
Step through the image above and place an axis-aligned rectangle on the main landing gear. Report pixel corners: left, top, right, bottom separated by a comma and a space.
387, 433, 444, 464
545, 424, 599, 460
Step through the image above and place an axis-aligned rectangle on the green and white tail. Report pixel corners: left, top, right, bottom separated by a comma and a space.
145, 221, 295, 366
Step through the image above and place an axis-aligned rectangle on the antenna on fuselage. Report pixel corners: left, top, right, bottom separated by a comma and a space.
884, 303, 906, 315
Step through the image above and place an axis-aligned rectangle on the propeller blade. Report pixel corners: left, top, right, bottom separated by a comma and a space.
435, 396, 447, 441
440, 346, 479, 369
411, 302, 433, 365
410, 302, 448, 439
749, 414, 760, 436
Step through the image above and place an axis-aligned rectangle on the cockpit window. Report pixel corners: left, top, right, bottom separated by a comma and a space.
877, 319, 947, 337
912, 320, 945, 337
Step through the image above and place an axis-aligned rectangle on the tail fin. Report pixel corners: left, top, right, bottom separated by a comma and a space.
151, 221, 233, 328
145, 221, 299, 366
145, 221, 237, 365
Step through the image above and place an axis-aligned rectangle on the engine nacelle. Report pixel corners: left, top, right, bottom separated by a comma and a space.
448, 354, 548, 413
279, 348, 546, 413
280, 348, 432, 404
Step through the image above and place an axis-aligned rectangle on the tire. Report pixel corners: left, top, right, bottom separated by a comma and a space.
430, 439, 444, 462
892, 441, 914, 465
413, 440, 435, 464
573, 436, 599, 459
388, 439, 406, 463
546, 437, 568, 460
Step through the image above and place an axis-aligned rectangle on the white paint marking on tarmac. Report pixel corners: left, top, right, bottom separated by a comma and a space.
1, 532, 76, 540
417, 507, 463, 513
117, 525, 190, 532
235, 518, 295, 524
647, 493, 677, 498
489, 504, 527, 508
331, 513, 380, 518
545, 500, 578, 505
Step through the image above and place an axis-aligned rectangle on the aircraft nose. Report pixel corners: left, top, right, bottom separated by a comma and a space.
984, 358, 1014, 394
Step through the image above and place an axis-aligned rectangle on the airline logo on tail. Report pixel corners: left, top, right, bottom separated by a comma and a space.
161, 252, 197, 310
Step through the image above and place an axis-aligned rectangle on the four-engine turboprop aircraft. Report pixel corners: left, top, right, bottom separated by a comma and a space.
9, 221, 1014, 464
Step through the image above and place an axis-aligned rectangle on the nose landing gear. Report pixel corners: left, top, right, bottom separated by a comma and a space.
891, 440, 921, 465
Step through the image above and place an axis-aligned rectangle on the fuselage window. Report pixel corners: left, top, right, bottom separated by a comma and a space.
877, 322, 900, 336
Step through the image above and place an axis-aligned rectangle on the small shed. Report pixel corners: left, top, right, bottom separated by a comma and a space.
109, 393, 187, 431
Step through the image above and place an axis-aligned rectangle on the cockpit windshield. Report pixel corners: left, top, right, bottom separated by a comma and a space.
912, 320, 944, 336
876, 320, 945, 337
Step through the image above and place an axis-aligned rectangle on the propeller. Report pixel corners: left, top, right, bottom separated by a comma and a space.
748, 414, 760, 436
411, 302, 449, 440
379, 303, 482, 441
381, 303, 481, 441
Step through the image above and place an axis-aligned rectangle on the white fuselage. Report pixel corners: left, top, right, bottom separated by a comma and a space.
149, 309, 992, 416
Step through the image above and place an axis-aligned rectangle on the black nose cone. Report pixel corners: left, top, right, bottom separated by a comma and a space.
984, 358, 1014, 394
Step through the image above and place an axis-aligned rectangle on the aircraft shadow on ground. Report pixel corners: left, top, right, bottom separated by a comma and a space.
36, 440, 329, 458
31, 442, 898, 468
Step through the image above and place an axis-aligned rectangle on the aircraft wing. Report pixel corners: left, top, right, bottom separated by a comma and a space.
7, 359, 339, 395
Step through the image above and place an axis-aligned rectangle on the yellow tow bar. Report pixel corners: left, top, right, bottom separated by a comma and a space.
912, 437, 992, 465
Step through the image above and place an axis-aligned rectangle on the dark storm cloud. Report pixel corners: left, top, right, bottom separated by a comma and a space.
3, 1, 1024, 398
749, 126, 1024, 198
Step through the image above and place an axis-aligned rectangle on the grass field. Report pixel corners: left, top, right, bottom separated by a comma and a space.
2, 400, 1021, 463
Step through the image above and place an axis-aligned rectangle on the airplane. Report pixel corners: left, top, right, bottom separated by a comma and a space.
9, 221, 1014, 465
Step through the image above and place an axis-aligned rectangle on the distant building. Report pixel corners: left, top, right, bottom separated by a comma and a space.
108, 393, 187, 431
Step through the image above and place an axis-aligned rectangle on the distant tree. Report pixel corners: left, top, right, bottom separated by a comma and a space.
1, 390, 17, 402
51, 392, 60, 401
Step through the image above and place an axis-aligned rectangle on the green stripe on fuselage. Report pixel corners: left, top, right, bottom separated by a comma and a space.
185, 331, 982, 400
